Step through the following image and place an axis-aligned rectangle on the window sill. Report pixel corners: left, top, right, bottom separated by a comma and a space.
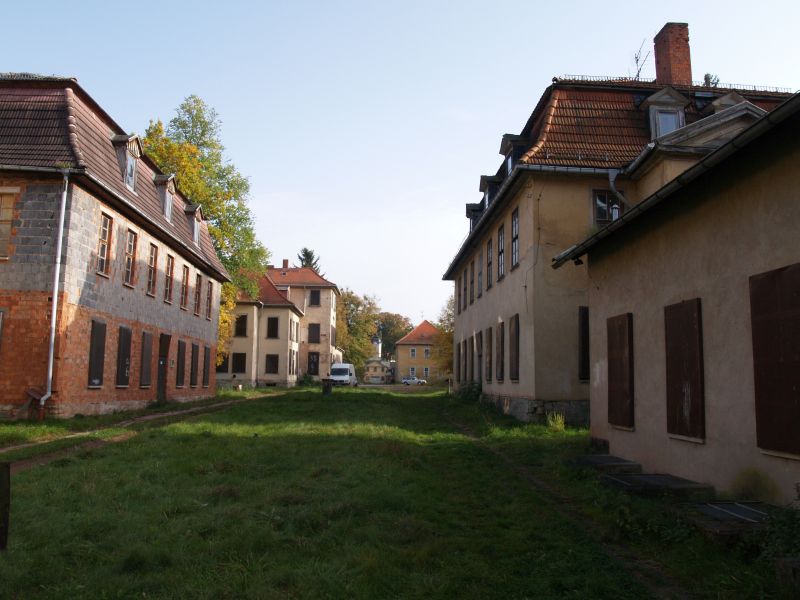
123, 282, 135, 289
194, 312, 200, 317
176, 385, 185, 389
180, 306, 188, 311
510, 378, 519, 383
88, 385, 102, 390
164, 299, 172, 305
760, 448, 800, 462
610, 424, 635, 432
139, 385, 151, 390
510, 263, 520, 272
267, 336, 279, 340
206, 317, 212, 321
146, 292, 155, 298
96, 271, 110, 279
202, 385, 209, 389
115, 385, 129, 389
497, 275, 505, 283
668, 433, 705, 445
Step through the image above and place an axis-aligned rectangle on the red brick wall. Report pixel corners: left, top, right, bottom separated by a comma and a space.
654, 23, 692, 86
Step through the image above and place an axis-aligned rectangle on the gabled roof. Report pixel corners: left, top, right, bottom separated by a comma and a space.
239, 274, 304, 316
266, 265, 340, 293
396, 320, 438, 345
0, 73, 229, 282
552, 91, 800, 268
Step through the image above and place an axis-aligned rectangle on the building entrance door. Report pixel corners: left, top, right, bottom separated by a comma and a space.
157, 334, 171, 402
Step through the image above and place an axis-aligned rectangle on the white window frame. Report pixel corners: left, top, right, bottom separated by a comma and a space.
164, 190, 173, 222
410, 347, 416, 358
125, 153, 137, 190
410, 367, 416, 377
423, 367, 429, 377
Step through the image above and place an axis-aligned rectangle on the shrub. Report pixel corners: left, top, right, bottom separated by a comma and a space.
455, 381, 482, 403
546, 412, 566, 432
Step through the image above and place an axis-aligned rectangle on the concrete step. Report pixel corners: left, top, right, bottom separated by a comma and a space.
574, 454, 642, 474
600, 472, 715, 500
684, 501, 773, 542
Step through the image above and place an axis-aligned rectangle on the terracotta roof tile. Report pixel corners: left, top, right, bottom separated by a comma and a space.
396, 320, 439, 345
0, 75, 228, 281
239, 274, 303, 314
266, 265, 339, 290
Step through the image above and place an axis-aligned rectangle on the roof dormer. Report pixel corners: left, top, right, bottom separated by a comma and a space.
185, 203, 203, 245
641, 87, 690, 139
499, 134, 526, 177
711, 91, 746, 114
479, 174, 503, 206
111, 133, 142, 191
154, 174, 176, 222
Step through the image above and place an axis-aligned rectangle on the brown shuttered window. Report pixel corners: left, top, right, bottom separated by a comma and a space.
164, 255, 175, 303
462, 269, 468, 311
496, 322, 504, 381
194, 274, 202, 316
485, 326, 493, 382
308, 352, 319, 375
486, 238, 493, 289
140, 332, 153, 388
231, 352, 246, 374
455, 341, 461, 382
456, 278, 461, 314
467, 336, 474, 381
88, 320, 106, 387
469, 261, 475, 304
267, 317, 279, 339
477, 250, 483, 298
578, 306, 590, 382
206, 282, 213, 319
146, 244, 158, 296
750, 263, 800, 455
115, 326, 132, 387
265, 354, 279, 374
665, 298, 705, 439
190, 343, 199, 387
309, 323, 321, 344
202, 346, 211, 387
180, 265, 190, 309
462, 340, 467, 382
510, 314, 520, 381
176, 340, 186, 387
476, 331, 483, 380
234, 315, 248, 337
310, 290, 321, 306
607, 313, 634, 428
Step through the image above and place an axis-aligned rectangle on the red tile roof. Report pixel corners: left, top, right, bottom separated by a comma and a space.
0, 74, 228, 281
396, 320, 439, 345
239, 274, 303, 315
520, 80, 790, 168
266, 265, 339, 291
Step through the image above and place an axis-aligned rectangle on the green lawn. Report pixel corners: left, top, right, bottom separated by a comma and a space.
0, 388, 792, 599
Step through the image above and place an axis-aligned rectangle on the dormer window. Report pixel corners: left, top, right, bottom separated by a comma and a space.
112, 134, 142, 191
641, 87, 689, 140
125, 154, 137, 190
154, 175, 176, 222
506, 153, 514, 176
193, 217, 200, 245
165, 190, 173, 222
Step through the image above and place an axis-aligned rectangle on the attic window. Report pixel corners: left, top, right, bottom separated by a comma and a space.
506, 153, 514, 176
124, 153, 137, 190
655, 109, 683, 137
164, 190, 173, 222
642, 88, 689, 140
193, 216, 200, 245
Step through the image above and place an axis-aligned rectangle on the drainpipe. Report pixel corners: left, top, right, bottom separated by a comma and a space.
607, 168, 631, 211
38, 170, 70, 420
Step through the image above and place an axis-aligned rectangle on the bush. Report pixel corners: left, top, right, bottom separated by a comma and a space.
455, 381, 482, 403
546, 412, 566, 432
298, 373, 316, 387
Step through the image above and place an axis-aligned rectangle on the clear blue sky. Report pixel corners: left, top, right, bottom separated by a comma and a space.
3, 0, 798, 322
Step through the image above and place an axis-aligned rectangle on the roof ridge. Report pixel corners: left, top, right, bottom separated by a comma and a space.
63, 87, 85, 168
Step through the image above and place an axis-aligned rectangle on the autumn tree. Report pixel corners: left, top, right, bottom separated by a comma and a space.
376, 312, 413, 359
296, 247, 322, 273
143, 96, 270, 363
433, 294, 454, 374
335, 288, 380, 376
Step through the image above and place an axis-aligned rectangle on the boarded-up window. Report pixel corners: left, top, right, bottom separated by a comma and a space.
496, 322, 504, 381
462, 340, 468, 382
231, 352, 246, 374
665, 298, 705, 439
467, 336, 473, 381
510, 314, 520, 381
202, 346, 211, 387
216, 354, 229, 374
455, 341, 461, 382
750, 263, 800, 455
180, 265, 190, 309
265, 354, 279, 374
578, 306, 590, 382
485, 326, 492, 381
176, 340, 186, 386
310, 290, 321, 306
234, 315, 248, 337
140, 332, 153, 388
193, 274, 202, 315
115, 326, 132, 387
476, 331, 483, 379
309, 323, 321, 343
308, 352, 320, 375
88, 320, 106, 387
607, 313, 634, 428
456, 277, 461, 314
267, 317, 279, 338
190, 343, 199, 387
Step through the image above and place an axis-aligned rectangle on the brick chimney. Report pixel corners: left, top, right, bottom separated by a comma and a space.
282, 259, 289, 268
654, 23, 692, 86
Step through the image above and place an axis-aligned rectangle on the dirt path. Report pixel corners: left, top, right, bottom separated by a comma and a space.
1, 397, 257, 472
442, 410, 693, 600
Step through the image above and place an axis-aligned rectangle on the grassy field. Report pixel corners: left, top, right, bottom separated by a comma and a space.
0, 388, 793, 599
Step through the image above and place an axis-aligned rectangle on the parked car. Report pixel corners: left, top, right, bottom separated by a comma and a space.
330, 363, 358, 386
402, 376, 427, 385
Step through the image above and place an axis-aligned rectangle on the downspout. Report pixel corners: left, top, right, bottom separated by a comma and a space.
38, 170, 70, 419
607, 168, 632, 212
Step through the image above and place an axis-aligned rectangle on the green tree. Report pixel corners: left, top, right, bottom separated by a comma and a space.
296, 247, 322, 273
143, 96, 270, 362
433, 295, 454, 375
376, 312, 413, 359
336, 288, 380, 377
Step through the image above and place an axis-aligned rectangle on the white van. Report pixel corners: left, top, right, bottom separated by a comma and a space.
329, 363, 358, 386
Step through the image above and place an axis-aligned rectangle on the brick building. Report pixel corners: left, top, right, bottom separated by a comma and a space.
0, 74, 229, 417
443, 23, 792, 423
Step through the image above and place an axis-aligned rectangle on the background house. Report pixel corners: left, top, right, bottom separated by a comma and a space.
266, 260, 342, 380
0, 74, 228, 416
395, 320, 443, 382
553, 92, 800, 505
443, 23, 791, 423
217, 274, 302, 387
